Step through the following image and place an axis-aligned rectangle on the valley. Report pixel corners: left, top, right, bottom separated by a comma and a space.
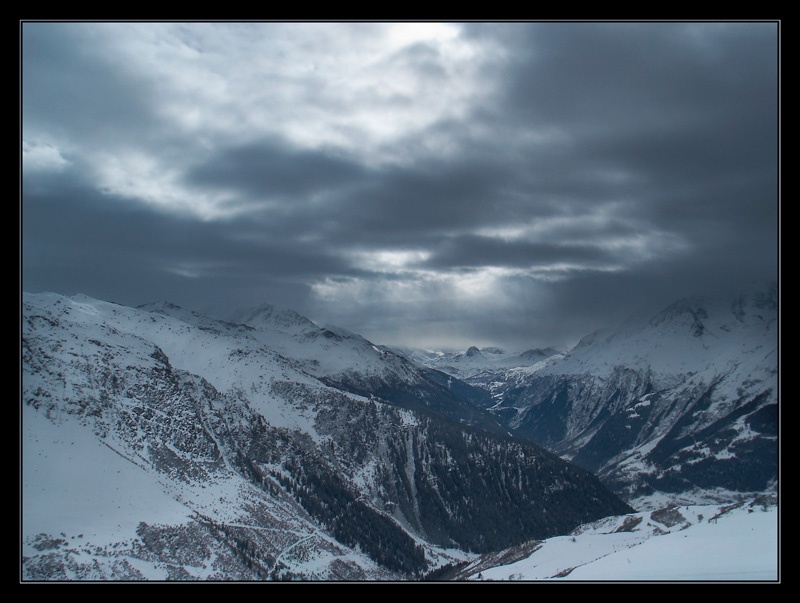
20, 283, 779, 581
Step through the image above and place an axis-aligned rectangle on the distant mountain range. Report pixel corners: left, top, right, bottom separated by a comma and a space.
446, 282, 778, 506
393, 344, 563, 380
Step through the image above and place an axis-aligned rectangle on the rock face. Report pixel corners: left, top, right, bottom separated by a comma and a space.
21, 292, 632, 581
465, 283, 778, 503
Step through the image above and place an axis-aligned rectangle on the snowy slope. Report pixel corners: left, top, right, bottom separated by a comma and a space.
22, 403, 191, 553
461, 496, 778, 581
21, 400, 379, 581
28, 293, 327, 434
226, 303, 415, 381
21, 292, 633, 580
463, 282, 778, 503
22, 293, 402, 580
529, 282, 777, 381
220, 302, 506, 433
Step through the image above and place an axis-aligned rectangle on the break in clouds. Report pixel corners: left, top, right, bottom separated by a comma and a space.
22, 21, 778, 351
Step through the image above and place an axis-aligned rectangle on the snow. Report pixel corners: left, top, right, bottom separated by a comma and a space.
21, 290, 780, 582
475, 503, 778, 582
455, 283, 778, 505
568, 509, 776, 581
21, 404, 193, 552
23, 291, 412, 580
534, 285, 777, 382
398, 345, 564, 379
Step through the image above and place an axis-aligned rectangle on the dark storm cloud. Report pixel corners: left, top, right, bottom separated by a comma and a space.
334, 159, 521, 239
475, 24, 777, 308
495, 22, 778, 215
183, 138, 543, 247
494, 22, 776, 130
22, 23, 159, 143
22, 22, 779, 350
22, 168, 363, 314
185, 138, 369, 201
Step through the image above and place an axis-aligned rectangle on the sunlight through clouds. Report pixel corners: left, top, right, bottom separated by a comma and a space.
29, 22, 496, 220
91, 149, 239, 220
350, 249, 432, 273
22, 21, 778, 350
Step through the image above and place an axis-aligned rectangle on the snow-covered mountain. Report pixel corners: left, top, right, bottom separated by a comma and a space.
21, 292, 633, 581
395, 345, 563, 380
451, 494, 778, 581
463, 282, 778, 506
217, 302, 502, 433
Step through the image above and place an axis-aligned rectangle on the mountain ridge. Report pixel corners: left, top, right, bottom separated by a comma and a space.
22, 291, 634, 580
458, 282, 778, 505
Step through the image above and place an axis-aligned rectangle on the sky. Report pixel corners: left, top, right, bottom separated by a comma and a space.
21, 21, 779, 351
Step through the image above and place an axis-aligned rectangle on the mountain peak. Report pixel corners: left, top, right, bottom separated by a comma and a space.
519, 347, 560, 361
137, 300, 185, 314
465, 346, 482, 358
234, 303, 318, 333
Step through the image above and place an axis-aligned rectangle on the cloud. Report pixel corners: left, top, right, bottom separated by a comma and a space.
22, 22, 779, 350
184, 137, 369, 203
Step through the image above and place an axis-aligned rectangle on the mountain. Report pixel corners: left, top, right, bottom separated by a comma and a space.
395, 345, 563, 380
462, 282, 779, 506
448, 494, 778, 581
21, 292, 633, 581
219, 302, 504, 434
